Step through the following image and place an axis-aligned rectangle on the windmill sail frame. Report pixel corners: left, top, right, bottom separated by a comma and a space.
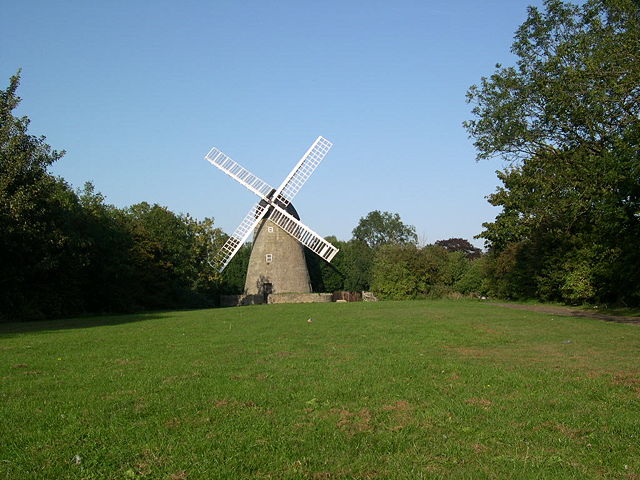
205, 136, 338, 271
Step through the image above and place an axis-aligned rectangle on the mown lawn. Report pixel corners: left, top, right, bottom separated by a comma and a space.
1, 300, 639, 479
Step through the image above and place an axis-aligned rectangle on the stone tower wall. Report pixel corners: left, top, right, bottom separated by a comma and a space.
244, 217, 312, 295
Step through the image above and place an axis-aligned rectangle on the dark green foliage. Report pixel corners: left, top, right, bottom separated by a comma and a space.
306, 237, 373, 293
370, 244, 421, 300
0, 74, 225, 320
435, 238, 482, 259
310, 212, 420, 294
310, 211, 487, 300
323, 211, 419, 294
466, 0, 640, 305
339, 240, 374, 292
1, 72, 67, 320
305, 237, 344, 293
221, 242, 251, 294
120, 202, 223, 309
478, 149, 640, 303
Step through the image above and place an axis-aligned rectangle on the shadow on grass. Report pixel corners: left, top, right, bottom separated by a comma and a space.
0, 311, 169, 338
490, 302, 640, 325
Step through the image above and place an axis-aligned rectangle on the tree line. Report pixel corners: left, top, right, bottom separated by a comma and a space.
0, 74, 483, 321
1, 73, 231, 321
315, 0, 639, 307
466, 0, 639, 306
2, 0, 638, 320
317, 0, 640, 308
307, 212, 485, 300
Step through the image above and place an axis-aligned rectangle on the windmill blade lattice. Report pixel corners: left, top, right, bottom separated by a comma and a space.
268, 204, 339, 262
274, 136, 333, 207
205, 147, 274, 199
215, 202, 269, 271
205, 136, 338, 272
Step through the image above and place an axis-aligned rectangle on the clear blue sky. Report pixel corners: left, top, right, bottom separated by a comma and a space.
1, 0, 547, 248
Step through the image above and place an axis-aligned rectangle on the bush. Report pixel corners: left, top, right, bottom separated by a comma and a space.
454, 256, 489, 296
425, 284, 455, 299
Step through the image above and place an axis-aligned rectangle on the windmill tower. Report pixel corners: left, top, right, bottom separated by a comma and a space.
205, 136, 338, 300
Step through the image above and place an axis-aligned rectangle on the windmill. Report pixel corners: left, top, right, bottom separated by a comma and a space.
205, 136, 339, 299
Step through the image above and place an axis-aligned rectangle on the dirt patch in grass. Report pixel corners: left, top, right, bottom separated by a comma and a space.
114, 358, 139, 366
441, 345, 490, 358
324, 402, 416, 434
102, 390, 137, 401
164, 417, 181, 429
136, 447, 167, 472
472, 324, 505, 336
472, 443, 489, 453
311, 472, 332, 479
612, 372, 640, 395
333, 408, 373, 434
213, 398, 259, 409
162, 372, 201, 383
382, 400, 414, 430
169, 471, 188, 480
490, 303, 640, 325
381, 400, 411, 411
465, 398, 492, 410
536, 421, 591, 441
308, 470, 383, 479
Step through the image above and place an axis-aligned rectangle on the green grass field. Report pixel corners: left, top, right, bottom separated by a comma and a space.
1, 300, 639, 479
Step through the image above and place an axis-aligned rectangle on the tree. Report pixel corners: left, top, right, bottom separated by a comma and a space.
123, 202, 224, 308
435, 238, 482, 259
465, 0, 640, 305
370, 244, 456, 300
465, 0, 640, 163
0, 75, 142, 319
305, 237, 376, 293
371, 244, 421, 300
0, 72, 71, 319
340, 240, 374, 291
352, 210, 417, 249
0, 73, 226, 320
74, 182, 140, 313
305, 236, 347, 293
454, 256, 490, 296
222, 242, 252, 294
183, 214, 225, 302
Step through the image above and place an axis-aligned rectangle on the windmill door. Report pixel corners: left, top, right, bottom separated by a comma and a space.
262, 282, 273, 303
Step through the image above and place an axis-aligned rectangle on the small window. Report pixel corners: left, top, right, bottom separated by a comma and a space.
266, 254, 273, 263
268, 226, 274, 233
